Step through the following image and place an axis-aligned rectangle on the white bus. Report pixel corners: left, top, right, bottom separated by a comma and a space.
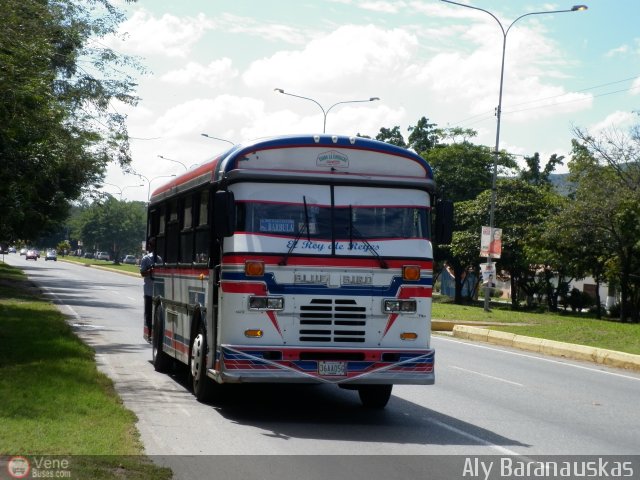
146, 134, 451, 408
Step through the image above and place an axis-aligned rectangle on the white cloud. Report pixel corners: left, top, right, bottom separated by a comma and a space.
242, 24, 418, 91
213, 13, 309, 45
588, 111, 637, 135
632, 77, 640, 95
410, 21, 592, 124
160, 58, 238, 87
606, 45, 629, 57
357, 1, 407, 14
109, 10, 212, 57
152, 95, 266, 139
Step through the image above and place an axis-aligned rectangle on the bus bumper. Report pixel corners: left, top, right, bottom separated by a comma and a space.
211, 345, 435, 385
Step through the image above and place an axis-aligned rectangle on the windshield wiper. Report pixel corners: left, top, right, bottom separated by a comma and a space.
279, 196, 310, 266
349, 205, 388, 269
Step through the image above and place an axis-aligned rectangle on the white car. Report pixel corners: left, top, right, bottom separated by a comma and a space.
96, 251, 110, 261
45, 250, 57, 261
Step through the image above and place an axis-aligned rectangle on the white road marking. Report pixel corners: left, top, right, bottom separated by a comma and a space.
450, 365, 524, 387
428, 417, 521, 456
436, 336, 640, 382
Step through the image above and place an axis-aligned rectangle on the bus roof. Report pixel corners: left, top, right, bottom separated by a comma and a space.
149, 134, 434, 203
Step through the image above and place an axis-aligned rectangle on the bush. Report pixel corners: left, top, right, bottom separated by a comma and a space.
608, 303, 621, 318
563, 288, 594, 313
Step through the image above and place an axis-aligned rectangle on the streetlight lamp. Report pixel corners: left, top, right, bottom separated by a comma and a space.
102, 182, 123, 199
200, 133, 235, 146
139, 174, 177, 201
101, 182, 144, 200
157, 155, 188, 171
441, 1, 587, 311
274, 88, 380, 133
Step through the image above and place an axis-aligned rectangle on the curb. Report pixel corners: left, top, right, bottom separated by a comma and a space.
90, 265, 140, 278
59, 258, 140, 278
451, 324, 640, 372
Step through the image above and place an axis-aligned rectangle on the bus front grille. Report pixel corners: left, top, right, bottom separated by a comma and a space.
298, 299, 367, 343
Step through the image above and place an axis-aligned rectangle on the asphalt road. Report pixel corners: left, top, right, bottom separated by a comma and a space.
4, 254, 640, 479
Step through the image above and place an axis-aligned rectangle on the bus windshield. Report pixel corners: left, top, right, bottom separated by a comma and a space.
236, 199, 429, 240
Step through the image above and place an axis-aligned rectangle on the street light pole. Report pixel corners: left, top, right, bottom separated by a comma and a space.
102, 182, 124, 199
101, 183, 145, 200
274, 88, 380, 133
200, 133, 235, 145
157, 155, 188, 171
441, 1, 587, 311
139, 174, 177, 202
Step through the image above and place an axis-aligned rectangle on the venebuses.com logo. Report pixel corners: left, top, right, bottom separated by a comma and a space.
6, 457, 30, 479
5, 456, 71, 479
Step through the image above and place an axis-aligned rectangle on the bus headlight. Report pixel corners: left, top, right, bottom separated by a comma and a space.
383, 299, 417, 313
249, 296, 284, 311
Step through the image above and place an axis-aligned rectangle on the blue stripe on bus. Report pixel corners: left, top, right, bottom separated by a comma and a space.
220, 272, 432, 297
216, 134, 434, 179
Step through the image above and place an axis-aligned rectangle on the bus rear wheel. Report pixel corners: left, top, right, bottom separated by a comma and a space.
152, 308, 171, 373
190, 323, 215, 402
358, 384, 392, 409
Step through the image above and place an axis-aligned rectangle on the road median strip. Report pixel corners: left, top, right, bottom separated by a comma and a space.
452, 324, 640, 372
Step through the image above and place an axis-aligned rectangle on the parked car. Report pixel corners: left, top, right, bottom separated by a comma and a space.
122, 255, 137, 265
45, 250, 57, 261
83, 252, 94, 259
96, 251, 110, 261
8, 247, 16, 253
25, 249, 38, 260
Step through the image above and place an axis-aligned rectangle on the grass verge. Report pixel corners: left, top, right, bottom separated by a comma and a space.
0, 262, 171, 479
433, 296, 640, 355
58, 255, 140, 275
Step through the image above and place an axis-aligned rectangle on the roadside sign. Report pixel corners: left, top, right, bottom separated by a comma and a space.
480, 226, 502, 259
480, 262, 496, 286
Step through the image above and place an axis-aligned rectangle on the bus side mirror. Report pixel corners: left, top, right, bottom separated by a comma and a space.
214, 190, 236, 238
433, 200, 453, 245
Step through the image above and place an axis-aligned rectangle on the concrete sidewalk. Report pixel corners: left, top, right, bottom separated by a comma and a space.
446, 324, 640, 373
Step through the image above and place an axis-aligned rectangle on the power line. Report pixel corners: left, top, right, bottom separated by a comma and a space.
449, 76, 640, 128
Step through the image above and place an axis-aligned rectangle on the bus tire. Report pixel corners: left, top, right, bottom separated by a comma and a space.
358, 384, 392, 409
190, 322, 215, 402
152, 306, 171, 373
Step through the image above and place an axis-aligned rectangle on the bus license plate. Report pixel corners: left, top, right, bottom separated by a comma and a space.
318, 361, 346, 376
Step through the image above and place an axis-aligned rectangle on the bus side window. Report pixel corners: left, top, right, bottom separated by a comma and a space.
180, 195, 194, 263
194, 190, 209, 264
155, 205, 167, 263
166, 199, 179, 264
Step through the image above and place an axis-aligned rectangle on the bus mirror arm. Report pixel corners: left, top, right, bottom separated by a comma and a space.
433, 199, 453, 246
213, 190, 236, 238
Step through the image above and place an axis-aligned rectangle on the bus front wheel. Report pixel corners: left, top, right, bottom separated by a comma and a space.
358, 384, 392, 409
190, 323, 215, 402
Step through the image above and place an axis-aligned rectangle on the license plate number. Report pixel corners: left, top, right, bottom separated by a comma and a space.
318, 361, 346, 376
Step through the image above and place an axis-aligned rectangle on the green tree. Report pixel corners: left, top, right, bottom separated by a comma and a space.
424, 141, 496, 201
375, 126, 407, 147
434, 127, 477, 144
407, 116, 438, 154
519, 152, 565, 187
564, 131, 640, 322
76, 197, 146, 264
456, 179, 558, 308
0, 0, 140, 243
424, 140, 518, 303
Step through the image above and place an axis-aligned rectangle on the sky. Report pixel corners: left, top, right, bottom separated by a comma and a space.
102, 0, 640, 202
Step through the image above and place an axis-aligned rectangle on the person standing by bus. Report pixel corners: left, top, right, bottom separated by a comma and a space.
140, 237, 158, 341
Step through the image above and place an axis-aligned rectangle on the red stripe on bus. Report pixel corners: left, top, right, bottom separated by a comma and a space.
223, 254, 432, 270
220, 281, 267, 294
